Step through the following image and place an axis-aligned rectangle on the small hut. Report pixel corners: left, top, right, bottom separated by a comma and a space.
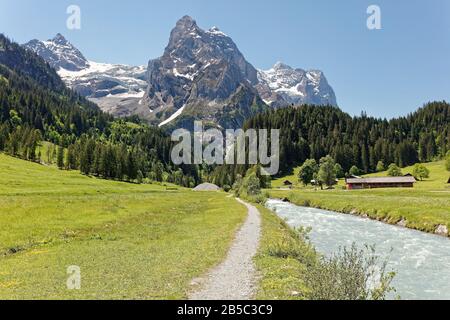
283, 180, 293, 188
193, 183, 221, 191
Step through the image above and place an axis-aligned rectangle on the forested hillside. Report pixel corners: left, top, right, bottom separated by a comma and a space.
209, 103, 449, 186
245, 103, 450, 174
0, 34, 199, 187
0, 34, 64, 91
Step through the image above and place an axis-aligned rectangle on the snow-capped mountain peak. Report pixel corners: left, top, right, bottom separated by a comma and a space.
24, 34, 89, 71
22, 17, 338, 129
143, 15, 263, 128
23, 34, 149, 117
256, 62, 337, 107
272, 61, 293, 71
52, 33, 70, 46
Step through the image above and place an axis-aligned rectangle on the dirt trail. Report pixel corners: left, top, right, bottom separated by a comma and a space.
189, 199, 261, 300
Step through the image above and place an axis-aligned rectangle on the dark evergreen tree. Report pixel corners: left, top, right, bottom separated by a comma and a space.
57, 145, 64, 169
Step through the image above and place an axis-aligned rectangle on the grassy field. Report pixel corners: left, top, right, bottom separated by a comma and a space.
0, 153, 247, 299
270, 161, 450, 235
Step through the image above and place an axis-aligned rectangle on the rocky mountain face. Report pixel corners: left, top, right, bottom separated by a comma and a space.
22, 17, 337, 129
143, 16, 266, 129
256, 62, 337, 108
24, 33, 89, 71
23, 34, 149, 118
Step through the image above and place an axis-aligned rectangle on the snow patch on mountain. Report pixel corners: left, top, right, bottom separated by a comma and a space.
159, 105, 186, 127
207, 26, 228, 37
58, 60, 147, 98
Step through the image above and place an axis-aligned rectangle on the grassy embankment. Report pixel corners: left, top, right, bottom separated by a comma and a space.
254, 204, 316, 300
0, 153, 247, 299
270, 161, 450, 235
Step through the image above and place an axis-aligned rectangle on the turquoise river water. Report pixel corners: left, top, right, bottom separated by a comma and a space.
266, 199, 450, 300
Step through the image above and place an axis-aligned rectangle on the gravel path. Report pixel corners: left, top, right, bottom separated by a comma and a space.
189, 199, 262, 300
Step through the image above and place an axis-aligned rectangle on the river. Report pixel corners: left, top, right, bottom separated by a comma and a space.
266, 199, 450, 300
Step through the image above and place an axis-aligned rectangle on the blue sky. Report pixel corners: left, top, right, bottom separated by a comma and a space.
1, 0, 449, 118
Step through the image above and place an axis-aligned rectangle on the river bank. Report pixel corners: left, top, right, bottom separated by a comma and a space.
268, 189, 449, 238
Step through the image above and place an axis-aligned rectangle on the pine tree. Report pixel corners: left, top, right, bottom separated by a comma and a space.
79, 144, 90, 175
136, 170, 144, 184
334, 163, 345, 179
66, 145, 77, 170
127, 150, 138, 181
57, 145, 64, 169
154, 162, 164, 182
92, 144, 102, 176
445, 151, 450, 172
361, 144, 369, 173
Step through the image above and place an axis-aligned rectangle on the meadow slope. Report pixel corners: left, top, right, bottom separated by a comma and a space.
0, 153, 247, 299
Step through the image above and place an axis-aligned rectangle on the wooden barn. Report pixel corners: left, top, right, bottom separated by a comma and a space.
346, 176, 416, 190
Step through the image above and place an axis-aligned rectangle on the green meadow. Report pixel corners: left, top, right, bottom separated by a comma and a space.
2, 150, 448, 300
0, 153, 247, 299
270, 161, 450, 235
